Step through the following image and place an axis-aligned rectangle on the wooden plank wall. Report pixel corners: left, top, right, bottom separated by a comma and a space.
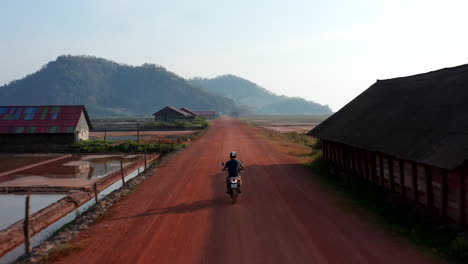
322, 140, 467, 225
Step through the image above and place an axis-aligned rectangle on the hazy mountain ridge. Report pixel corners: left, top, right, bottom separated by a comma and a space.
189, 75, 332, 115
0, 55, 246, 116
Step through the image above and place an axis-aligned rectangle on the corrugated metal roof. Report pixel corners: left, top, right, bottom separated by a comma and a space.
152, 106, 192, 117
308, 63, 468, 170
179, 107, 198, 117
0, 105, 93, 134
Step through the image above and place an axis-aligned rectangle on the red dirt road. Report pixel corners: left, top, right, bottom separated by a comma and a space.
55, 117, 438, 264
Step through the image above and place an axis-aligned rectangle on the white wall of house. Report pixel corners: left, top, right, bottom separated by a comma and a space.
75, 112, 90, 140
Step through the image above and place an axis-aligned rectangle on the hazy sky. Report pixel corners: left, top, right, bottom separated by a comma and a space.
2, 0, 468, 111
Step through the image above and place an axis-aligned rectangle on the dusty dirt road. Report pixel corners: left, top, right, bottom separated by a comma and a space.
55, 117, 438, 264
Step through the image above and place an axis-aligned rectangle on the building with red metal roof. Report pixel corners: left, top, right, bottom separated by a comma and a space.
0, 105, 92, 152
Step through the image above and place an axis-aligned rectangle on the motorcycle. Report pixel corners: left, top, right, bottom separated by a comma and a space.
222, 163, 243, 204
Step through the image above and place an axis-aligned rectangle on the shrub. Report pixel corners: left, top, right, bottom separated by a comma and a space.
143, 117, 208, 130
448, 237, 468, 260
73, 139, 184, 154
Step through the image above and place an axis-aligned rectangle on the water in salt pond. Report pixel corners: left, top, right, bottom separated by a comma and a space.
0, 194, 66, 230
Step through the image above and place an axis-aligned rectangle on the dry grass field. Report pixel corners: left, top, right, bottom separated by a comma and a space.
239, 115, 329, 134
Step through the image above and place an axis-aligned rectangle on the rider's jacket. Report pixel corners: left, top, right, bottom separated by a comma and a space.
224, 160, 244, 177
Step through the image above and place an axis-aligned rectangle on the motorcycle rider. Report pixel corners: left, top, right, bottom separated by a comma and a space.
222, 151, 245, 193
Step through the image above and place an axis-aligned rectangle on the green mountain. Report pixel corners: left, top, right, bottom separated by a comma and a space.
189, 75, 332, 115
0, 55, 246, 116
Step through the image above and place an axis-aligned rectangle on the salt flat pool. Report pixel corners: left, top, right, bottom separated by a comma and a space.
0, 194, 66, 230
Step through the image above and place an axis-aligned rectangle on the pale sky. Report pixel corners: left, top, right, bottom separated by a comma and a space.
2, 0, 468, 111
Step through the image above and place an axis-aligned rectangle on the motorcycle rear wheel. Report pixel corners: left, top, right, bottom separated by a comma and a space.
231, 189, 238, 204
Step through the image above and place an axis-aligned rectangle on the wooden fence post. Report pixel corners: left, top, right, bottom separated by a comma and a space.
144, 147, 147, 172
24, 195, 31, 255
120, 161, 125, 185
104, 131, 107, 143
94, 183, 98, 204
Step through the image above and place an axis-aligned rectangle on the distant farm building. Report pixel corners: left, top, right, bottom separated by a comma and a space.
179, 107, 199, 117
0, 105, 93, 152
308, 64, 468, 225
194, 111, 220, 119
153, 106, 195, 122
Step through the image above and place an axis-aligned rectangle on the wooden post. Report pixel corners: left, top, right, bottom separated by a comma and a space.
344, 145, 350, 174
350, 147, 356, 175
399, 160, 406, 198
104, 131, 107, 143
330, 143, 338, 165
171, 139, 174, 151
94, 183, 99, 204
359, 150, 365, 179
441, 169, 448, 219
371, 152, 377, 184
425, 165, 433, 209
24, 195, 31, 255
336, 144, 341, 167
344, 146, 351, 183
349, 148, 355, 175
120, 160, 125, 185
412, 162, 418, 202
379, 154, 384, 187
389, 157, 395, 192
144, 147, 147, 172
460, 171, 466, 225
364, 150, 371, 182
353, 149, 359, 176
339, 144, 344, 168
322, 140, 327, 160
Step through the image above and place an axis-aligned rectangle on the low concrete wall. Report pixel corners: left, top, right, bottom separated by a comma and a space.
0, 154, 160, 257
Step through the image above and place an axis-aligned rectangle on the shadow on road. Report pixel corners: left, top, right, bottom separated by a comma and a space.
112, 198, 229, 221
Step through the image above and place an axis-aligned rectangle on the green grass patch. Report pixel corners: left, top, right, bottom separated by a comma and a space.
305, 156, 468, 262
143, 116, 209, 130
73, 140, 185, 153
240, 114, 330, 123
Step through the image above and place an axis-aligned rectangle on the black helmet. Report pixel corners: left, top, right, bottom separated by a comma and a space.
230, 151, 237, 158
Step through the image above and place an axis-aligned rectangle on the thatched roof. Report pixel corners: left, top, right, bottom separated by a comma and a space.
308, 63, 468, 170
